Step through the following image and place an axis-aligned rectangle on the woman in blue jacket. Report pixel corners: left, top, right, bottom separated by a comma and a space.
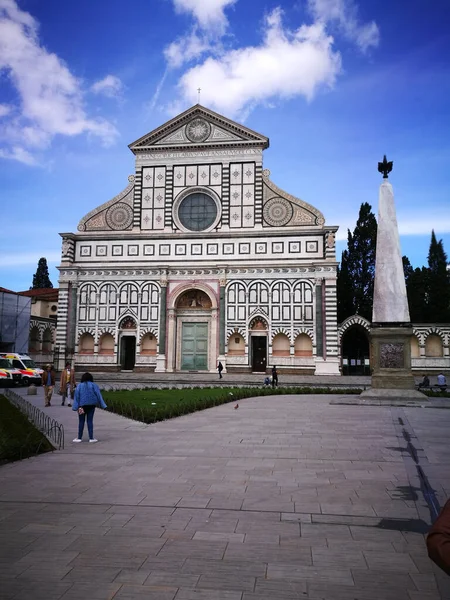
72, 372, 107, 443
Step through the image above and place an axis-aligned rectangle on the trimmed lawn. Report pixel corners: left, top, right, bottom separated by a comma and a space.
102, 386, 362, 424
0, 395, 54, 463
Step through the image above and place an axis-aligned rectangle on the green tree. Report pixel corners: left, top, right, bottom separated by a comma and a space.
337, 202, 377, 322
31, 257, 53, 289
427, 230, 450, 322
403, 256, 430, 322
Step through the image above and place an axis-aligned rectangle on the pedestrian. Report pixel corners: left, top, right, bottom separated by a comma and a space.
41, 364, 55, 407
417, 374, 430, 390
72, 372, 107, 443
59, 361, 76, 406
271, 365, 278, 388
437, 372, 447, 392
217, 361, 223, 379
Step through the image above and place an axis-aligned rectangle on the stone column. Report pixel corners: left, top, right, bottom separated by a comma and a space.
155, 270, 168, 372
218, 271, 227, 372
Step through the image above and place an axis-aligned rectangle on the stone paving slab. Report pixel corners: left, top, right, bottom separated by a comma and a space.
1, 387, 450, 599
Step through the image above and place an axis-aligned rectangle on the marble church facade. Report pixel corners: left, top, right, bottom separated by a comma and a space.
56, 105, 340, 374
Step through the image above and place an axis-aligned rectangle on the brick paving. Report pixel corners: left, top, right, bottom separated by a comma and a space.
1, 387, 450, 599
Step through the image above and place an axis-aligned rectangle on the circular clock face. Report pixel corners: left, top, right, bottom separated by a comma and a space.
178, 192, 217, 231
185, 118, 211, 143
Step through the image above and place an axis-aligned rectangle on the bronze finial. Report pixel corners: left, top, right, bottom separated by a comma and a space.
378, 155, 393, 179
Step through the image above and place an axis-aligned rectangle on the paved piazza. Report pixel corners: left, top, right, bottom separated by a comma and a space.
1, 389, 450, 599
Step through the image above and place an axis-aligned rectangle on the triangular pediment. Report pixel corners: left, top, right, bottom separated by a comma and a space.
129, 104, 269, 154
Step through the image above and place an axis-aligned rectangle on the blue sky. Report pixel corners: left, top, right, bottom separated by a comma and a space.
0, 0, 449, 291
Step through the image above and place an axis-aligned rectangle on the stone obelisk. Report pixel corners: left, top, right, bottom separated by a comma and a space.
361, 156, 424, 399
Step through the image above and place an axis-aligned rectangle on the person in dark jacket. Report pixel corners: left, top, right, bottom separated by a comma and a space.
41, 364, 55, 407
271, 365, 278, 388
72, 372, 107, 443
427, 498, 450, 576
217, 361, 224, 379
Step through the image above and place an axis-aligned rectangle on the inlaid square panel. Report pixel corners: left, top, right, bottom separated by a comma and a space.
230, 186, 242, 205
239, 243, 250, 254
174, 166, 185, 187
289, 241, 301, 253
80, 245, 91, 257
223, 243, 234, 255
96, 245, 107, 257
153, 209, 165, 229
175, 244, 187, 255
144, 245, 154, 255
142, 189, 153, 207
306, 241, 319, 253
272, 242, 284, 253
142, 167, 154, 188
230, 163, 242, 184
159, 244, 171, 256
112, 245, 123, 256
192, 244, 202, 255
207, 243, 218, 255
186, 165, 197, 186
256, 242, 267, 254
127, 245, 139, 256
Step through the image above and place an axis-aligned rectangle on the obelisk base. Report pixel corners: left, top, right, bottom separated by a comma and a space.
360, 326, 427, 400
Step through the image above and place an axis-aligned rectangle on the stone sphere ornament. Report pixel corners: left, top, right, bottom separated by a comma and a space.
106, 203, 133, 230
263, 197, 293, 227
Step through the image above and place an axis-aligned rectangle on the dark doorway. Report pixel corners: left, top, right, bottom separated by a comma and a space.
341, 326, 370, 375
120, 336, 136, 370
251, 336, 267, 372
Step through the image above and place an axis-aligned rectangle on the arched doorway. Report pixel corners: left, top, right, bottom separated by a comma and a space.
249, 317, 268, 372
119, 316, 136, 370
341, 325, 370, 375
170, 288, 215, 372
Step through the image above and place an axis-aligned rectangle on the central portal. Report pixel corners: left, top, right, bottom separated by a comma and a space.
252, 336, 267, 372
181, 322, 208, 370
172, 289, 215, 372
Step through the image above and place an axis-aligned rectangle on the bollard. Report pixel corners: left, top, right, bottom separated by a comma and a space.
27, 384, 37, 396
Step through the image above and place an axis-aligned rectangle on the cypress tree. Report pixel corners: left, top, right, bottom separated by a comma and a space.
31, 257, 53, 289
337, 202, 377, 322
427, 230, 450, 322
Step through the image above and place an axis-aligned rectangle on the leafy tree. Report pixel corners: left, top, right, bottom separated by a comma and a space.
31, 257, 53, 289
427, 230, 450, 322
337, 202, 377, 322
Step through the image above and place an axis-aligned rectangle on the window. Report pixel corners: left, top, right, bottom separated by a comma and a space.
178, 193, 217, 231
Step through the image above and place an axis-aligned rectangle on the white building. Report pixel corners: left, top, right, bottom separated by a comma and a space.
56, 105, 340, 374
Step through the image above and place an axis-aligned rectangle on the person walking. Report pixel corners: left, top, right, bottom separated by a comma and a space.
72, 372, 107, 443
59, 361, 76, 406
217, 361, 224, 379
41, 364, 55, 407
271, 365, 278, 388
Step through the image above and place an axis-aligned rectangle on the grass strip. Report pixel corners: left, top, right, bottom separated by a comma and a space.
0, 395, 54, 463
102, 386, 362, 424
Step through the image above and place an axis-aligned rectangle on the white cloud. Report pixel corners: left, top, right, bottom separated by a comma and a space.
172, 0, 236, 33
308, 0, 379, 52
0, 103, 12, 117
0, 0, 118, 164
164, 31, 213, 69
0, 146, 38, 165
175, 8, 341, 118
91, 74, 123, 98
